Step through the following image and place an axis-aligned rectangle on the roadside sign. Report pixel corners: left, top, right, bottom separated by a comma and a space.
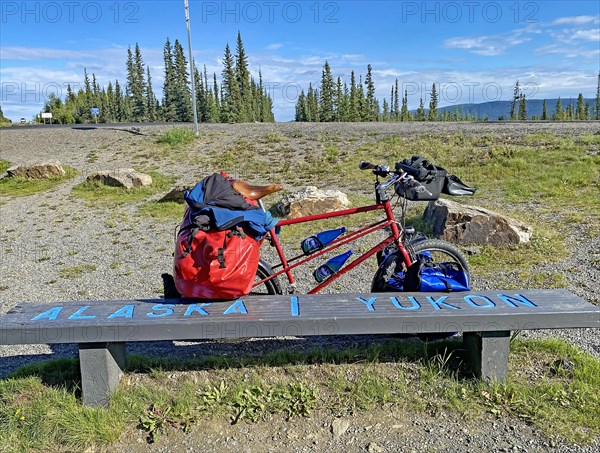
91, 108, 100, 115
41, 112, 52, 119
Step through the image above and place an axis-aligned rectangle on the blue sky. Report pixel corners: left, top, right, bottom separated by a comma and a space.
1, 1, 599, 121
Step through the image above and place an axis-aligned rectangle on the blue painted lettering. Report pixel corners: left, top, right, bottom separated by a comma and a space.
107, 305, 135, 319
147, 304, 176, 318
357, 297, 377, 311
497, 293, 537, 308
184, 303, 211, 316
31, 306, 63, 321
68, 306, 96, 320
427, 296, 459, 310
390, 296, 420, 310
291, 296, 299, 317
464, 295, 495, 308
224, 300, 248, 315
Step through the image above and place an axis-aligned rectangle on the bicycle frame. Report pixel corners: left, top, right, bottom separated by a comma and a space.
253, 198, 414, 294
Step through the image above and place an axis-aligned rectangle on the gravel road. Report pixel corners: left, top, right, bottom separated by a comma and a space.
0, 122, 598, 452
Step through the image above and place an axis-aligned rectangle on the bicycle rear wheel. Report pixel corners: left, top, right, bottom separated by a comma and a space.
249, 259, 283, 295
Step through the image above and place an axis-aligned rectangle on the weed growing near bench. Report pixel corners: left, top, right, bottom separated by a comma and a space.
157, 128, 196, 147
138, 201, 184, 222
58, 264, 97, 279
0, 338, 598, 451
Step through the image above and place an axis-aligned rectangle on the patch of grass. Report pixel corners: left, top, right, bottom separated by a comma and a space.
0, 165, 78, 198
0, 159, 9, 173
262, 131, 288, 144
138, 201, 184, 221
71, 171, 175, 204
157, 128, 195, 147
1, 338, 597, 451
58, 264, 97, 279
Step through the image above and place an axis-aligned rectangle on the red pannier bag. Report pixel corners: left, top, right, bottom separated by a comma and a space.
173, 206, 263, 299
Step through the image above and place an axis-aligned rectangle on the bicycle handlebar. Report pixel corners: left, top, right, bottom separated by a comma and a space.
359, 161, 390, 176
359, 161, 433, 198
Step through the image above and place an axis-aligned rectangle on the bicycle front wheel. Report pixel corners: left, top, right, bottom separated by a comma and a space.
371, 238, 471, 292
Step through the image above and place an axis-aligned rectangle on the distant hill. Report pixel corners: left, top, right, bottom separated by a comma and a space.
412, 99, 597, 120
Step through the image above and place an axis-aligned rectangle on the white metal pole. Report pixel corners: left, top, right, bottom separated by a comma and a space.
184, 0, 200, 136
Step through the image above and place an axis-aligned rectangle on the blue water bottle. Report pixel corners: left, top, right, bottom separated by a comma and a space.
313, 250, 353, 283
301, 227, 346, 255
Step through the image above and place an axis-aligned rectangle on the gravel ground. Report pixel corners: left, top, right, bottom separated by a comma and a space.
0, 122, 598, 452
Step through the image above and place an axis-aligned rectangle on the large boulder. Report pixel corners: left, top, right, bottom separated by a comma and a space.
423, 199, 533, 246
274, 186, 350, 218
87, 169, 152, 189
7, 162, 65, 179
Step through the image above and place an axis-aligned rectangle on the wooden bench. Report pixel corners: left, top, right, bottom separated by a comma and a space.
1, 289, 598, 407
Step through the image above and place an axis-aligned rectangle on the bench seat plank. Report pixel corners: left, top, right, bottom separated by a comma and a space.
2, 290, 598, 345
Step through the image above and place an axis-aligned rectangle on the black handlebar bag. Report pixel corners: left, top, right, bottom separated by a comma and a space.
395, 156, 446, 200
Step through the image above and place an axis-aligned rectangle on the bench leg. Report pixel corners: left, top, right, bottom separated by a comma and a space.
463, 331, 510, 383
78, 342, 126, 407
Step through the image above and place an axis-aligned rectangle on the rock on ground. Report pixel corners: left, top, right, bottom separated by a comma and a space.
87, 168, 152, 189
159, 186, 191, 203
423, 198, 533, 245
6, 162, 65, 178
274, 186, 350, 218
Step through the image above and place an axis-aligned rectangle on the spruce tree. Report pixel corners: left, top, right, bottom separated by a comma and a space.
295, 90, 307, 121
220, 43, 242, 122
173, 40, 193, 122
335, 77, 344, 121
357, 75, 367, 121
584, 103, 590, 120
576, 93, 585, 120
416, 98, 425, 121
565, 99, 574, 120
428, 83, 438, 121
382, 99, 389, 121
393, 79, 400, 121
193, 63, 206, 122
510, 81, 520, 120
400, 89, 409, 121
319, 61, 335, 122
212, 73, 221, 121
114, 79, 124, 122
364, 64, 377, 121
305, 83, 318, 122
595, 71, 600, 120
553, 97, 563, 120
342, 83, 350, 122
126, 45, 147, 121
146, 66, 158, 121
235, 32, 252, 121
348, 71, 359, 121
541, 100, 548, 120
518, 94, 527, 120
162, 39, 178, 121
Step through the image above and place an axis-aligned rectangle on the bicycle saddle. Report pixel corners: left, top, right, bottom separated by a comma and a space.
232, 179, 283, 200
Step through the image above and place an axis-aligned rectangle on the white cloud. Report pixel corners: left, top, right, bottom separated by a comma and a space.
535, 44, 600, 60
551, 15, 600, 25
443, 28, 533, 56
572, 29, 600, 41
266, 43, 283, 50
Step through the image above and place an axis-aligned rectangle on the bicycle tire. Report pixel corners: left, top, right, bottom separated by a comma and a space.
371, 238, 471, 292
249, 259, 283, 296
